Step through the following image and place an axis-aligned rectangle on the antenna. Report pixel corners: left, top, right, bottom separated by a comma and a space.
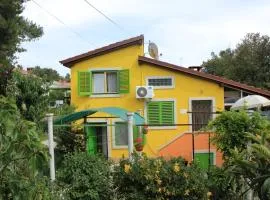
148, 41, 159, 60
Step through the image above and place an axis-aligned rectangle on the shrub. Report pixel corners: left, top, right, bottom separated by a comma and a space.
207, 166, 242, 200
113, 154, 208, 200
208, 110, 269, 159
56, 152, 113, 200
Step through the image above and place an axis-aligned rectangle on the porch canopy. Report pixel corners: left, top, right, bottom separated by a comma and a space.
53, 107, 145, 125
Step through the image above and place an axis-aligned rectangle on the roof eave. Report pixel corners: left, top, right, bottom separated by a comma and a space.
138, 56, 270, 98
60, 35, 144, 68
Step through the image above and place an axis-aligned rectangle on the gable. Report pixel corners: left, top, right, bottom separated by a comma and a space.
60, 35, 144, 68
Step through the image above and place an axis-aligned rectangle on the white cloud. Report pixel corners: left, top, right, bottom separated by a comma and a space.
19, 0, 270, 75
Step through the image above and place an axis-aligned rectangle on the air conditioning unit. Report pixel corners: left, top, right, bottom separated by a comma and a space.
136, 86, 154, 99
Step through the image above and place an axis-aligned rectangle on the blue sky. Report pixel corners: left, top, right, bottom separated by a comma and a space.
19, 0, 270, 75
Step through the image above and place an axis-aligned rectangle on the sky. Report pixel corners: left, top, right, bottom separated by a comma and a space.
19, 0, 270, 76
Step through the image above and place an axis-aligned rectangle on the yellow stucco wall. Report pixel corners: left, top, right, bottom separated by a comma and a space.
70, 43, 224, 159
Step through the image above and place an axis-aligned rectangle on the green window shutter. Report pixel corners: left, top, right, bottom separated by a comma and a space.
147, 101, 161, 125
147, 101, 174, 125
119, 69, 129, 94
161, 101, 174, 125
78, 71, 92, 96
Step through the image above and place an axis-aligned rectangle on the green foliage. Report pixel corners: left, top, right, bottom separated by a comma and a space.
31, 66, 61, 83
114, 154, 208, 200
209, 110, 270, 199
0, 96, 49, 199
0, 0, 43, 96
56, 152, 113, 200
54, 125, 85, 168
207, 166, 242, 200
65, 73, 71, 82
203, 33, 270, 89
261, 177, 270, 200
208, 110, 269, 158
227, 129, 270, 199
7, 71, 49, 123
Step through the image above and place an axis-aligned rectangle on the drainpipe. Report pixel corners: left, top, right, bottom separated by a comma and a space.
46, 113, 55, 181
127, 112, 134, 161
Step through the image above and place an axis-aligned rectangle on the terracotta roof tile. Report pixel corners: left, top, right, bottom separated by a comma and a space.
138, 56, 270, 98
60, 35, 144, 67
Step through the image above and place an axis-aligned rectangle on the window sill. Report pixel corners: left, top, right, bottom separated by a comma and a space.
112, 145, 128, 149
152, 86, 175, 89
90, 94, 121, 98
148, 126, 176, 130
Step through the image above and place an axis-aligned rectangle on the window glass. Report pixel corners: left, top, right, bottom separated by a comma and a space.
92, 71, 118, 94
93, 73, 105, 93
148, 78, 172, 87
107, 72, 118, 93
115, 122, 128, 146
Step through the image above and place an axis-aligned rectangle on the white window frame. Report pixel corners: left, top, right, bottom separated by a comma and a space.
112, 119, 128, 149
146, 76, 175, 89
193, 149, 216, 165
144, 98, 177, 130
188, 97, 216, 132
85, 118, 111, 158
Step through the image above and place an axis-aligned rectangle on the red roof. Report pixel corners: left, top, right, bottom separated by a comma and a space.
59, 34, 270, 98
138, 56, 270, 98
60, 35, 144, 67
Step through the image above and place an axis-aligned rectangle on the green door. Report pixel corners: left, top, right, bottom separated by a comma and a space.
86, 127, 97, 155
194, 152, 214, 169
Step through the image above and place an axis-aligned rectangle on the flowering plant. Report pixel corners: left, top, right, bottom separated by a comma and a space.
113, 154, 208, 200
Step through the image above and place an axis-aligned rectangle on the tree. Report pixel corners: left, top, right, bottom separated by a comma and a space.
7, 71, 50, 123
208, 110, 269, 159
0, 96, 50, 199
31, 66, 61, 83
0, 0, 43, 96
64, 73, 70, 82
203, 33, 270, 89
208, 110, 270, 199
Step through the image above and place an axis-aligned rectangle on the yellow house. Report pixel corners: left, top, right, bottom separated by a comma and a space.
60, 35, 270, 166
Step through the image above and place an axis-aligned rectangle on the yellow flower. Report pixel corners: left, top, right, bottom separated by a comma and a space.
124, 164, 131, 173
158, 188, 162, 193
156, 178, 162, 185
184, 189, 190, 196
173, 163, 180, 172
154, 159, 162, 167
207, 191, 212, 197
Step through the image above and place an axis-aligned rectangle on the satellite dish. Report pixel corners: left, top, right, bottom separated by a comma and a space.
148, 41, 159, 60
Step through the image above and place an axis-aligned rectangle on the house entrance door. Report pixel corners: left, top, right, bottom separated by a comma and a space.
86, 123, 108, 158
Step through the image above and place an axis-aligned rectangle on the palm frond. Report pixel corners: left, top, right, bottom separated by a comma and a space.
251, 144, 270, 159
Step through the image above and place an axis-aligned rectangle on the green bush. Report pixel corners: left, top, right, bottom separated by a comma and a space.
207, 166, 242, 200
56, 152, 113, 200
0, 96, 50, 199
114, 154, 208, 200
208, 110, 269, 159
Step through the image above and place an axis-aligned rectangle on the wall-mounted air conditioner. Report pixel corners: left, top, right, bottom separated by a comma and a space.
136, 86, 154, 99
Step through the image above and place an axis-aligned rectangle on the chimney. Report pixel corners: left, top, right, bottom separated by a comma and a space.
188, 66, 203, 72
27, 67, 33, 72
